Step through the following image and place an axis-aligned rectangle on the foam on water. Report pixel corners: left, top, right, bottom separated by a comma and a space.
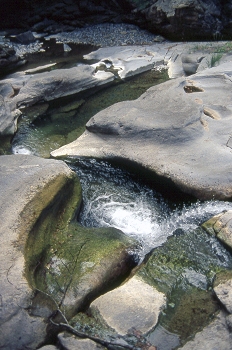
71, 159, 232, 259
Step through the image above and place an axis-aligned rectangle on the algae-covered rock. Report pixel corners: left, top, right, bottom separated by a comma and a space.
30, 222, 138, 320
136, 228, 232, 343
0, 154, 81, 350
202, 210, 232, 250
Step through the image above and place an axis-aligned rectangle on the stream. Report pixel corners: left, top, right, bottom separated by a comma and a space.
2, 41, 232, 348
6, 43, 232, 259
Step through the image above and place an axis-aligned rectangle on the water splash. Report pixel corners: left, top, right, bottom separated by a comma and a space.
70, 159, 232, 259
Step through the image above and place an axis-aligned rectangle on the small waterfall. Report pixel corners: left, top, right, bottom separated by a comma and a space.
70, 159, 232, 259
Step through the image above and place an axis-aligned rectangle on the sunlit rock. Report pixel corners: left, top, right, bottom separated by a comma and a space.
51, 62, 232, 201
202, 210, 232, 249
0, 65, 114, 136
90, 275, 166, 335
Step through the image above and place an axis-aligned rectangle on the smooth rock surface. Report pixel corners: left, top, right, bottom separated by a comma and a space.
90, 275, 166, 335
214, 279, 232, 314
0, 65, 114, 135
0, 154, 81, 350
51, 61, 232, 201
179, 311, 232, 350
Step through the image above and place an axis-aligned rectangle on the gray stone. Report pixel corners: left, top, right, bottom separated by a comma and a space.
179, 311, 232, 350
0, 154, 81, 350
214, 279, 232, 314
38, 346, 58, 350
58, 332, 105, 350
51, 61, 232, 201
202, 210, 232, 249
90, 276, 166, 335
0, 65, 114, 135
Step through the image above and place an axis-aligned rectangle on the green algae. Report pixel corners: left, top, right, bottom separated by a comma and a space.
136, 228, 232, 343
24, 173, 82, 288
11, 69, 168, 158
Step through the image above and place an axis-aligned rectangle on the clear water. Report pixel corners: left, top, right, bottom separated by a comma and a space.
69, 158, 232, 260
11, 67, 168, 158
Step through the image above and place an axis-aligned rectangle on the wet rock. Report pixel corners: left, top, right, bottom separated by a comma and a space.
58, 332, 106, 350
0, 154, 81, 350
90, 275, 166, 335
32, 223, 138, 320
135, 228, 230, 343
179, 311, 232, 350
51, 61, 232, 201
202, 210, 232, 249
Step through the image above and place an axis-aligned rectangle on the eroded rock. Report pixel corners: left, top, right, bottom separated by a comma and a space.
51, 62, 232, 201
0, 154, 81, 350
0, 65, 114, 135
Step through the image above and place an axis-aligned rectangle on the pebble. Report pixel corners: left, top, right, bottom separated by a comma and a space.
1, 23, 166, 58
48, 23, 166, 47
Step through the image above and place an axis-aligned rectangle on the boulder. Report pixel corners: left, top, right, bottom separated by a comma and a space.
0, 154, 82, 350
0, 0, 232, 41
51, 61, 232, 201
202, 210, 232, 249
0, 154, 138, 349
90, 275, 166, 335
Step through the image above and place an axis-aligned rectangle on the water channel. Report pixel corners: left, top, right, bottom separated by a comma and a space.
2, 42, 232, 347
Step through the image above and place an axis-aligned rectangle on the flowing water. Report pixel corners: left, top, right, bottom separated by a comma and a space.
5, 43, 232, 259
68, 158, 232, 260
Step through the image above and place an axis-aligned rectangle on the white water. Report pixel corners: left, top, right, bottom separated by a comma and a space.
71, 159, 232, 259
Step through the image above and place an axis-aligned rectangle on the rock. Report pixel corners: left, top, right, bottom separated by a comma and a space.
135, 228, 230, 343
14, 31, 36, 45
202, 210, 232, 249
0, 44, 25, 76
178, 311, 232, 350
0, 64, 115, 135
38, 346, 58, 350
84, 45, 167, 79
90, 275, 166, 335
33, 223, 138, 320
213, 270, 232, 314
0, 154, 81, 350
51, 61, 232, 201
0, 0, 231, 41
214, 279, 232, 314
58, 332, 106, 350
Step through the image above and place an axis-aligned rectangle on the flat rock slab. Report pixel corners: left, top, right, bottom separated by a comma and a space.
0, 65, 114, 135
52, 62, 232, 201
90, 276, 166, 335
